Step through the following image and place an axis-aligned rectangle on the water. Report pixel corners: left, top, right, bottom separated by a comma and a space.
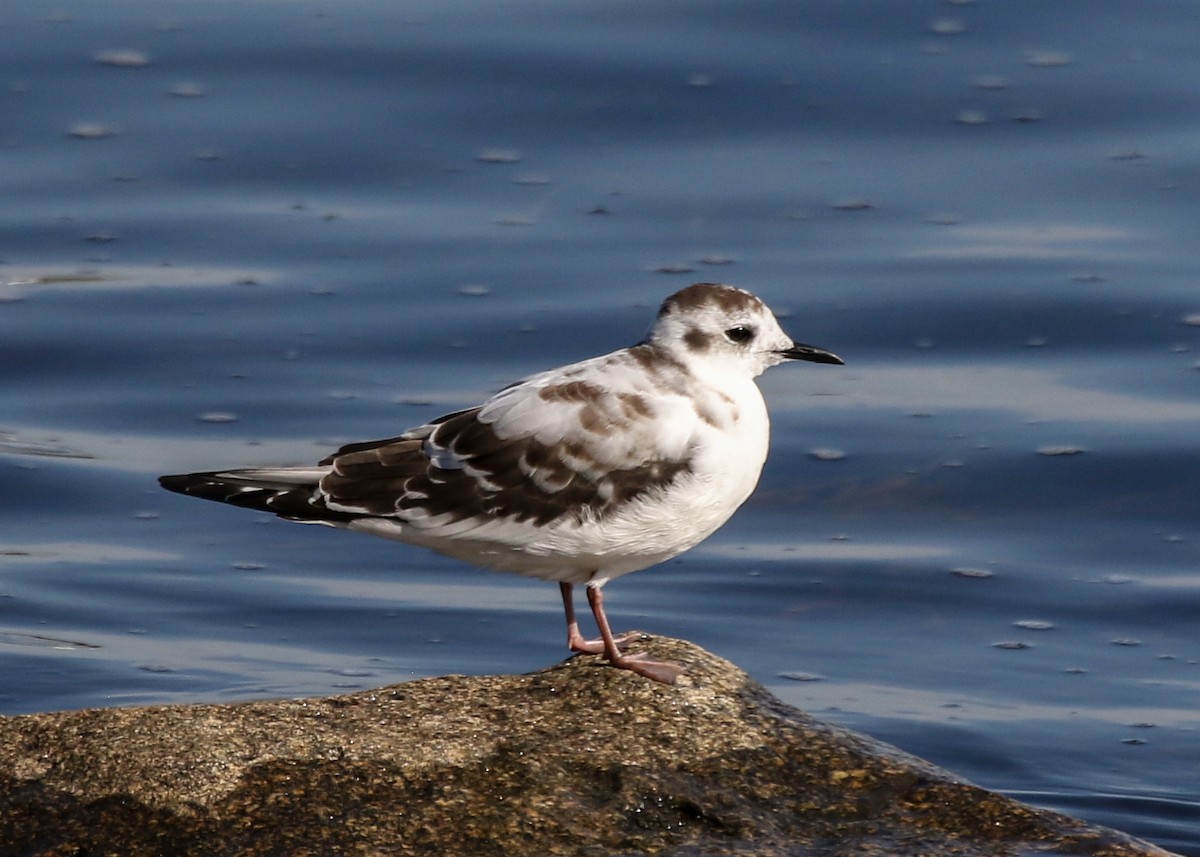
2, 1, 1198, 852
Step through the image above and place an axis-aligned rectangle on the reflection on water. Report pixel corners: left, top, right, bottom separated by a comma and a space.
0, 542, 176, 565
700, 542, 953, 562
0, 632, 100, 651
907, 222, 1135, 261
774, 679, 1200, 730
1, 264, 280, 295
837, 363, 1200, 425
1, 0, 1198, 853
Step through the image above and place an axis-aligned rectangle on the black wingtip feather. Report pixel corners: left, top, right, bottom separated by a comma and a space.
158, 471, 274, 510
158, 470, 365, 525
158, 473, 197, 495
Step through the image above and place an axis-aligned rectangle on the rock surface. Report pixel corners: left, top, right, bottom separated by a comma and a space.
0, 636, 1179, 856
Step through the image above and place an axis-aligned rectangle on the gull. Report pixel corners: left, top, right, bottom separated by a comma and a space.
159, 282, 843, 683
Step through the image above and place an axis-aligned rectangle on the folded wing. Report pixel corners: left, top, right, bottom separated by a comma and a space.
161, 352, 701, 533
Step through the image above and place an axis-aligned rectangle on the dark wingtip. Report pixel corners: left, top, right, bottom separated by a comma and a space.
156, 469, 361, 524
158, 473, 194, 494
157, 471, 245, 505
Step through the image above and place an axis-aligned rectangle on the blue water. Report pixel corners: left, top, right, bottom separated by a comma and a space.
2, 1, 1198, 852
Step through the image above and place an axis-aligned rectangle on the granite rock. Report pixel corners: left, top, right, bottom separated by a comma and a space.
0, 636, 1179, 856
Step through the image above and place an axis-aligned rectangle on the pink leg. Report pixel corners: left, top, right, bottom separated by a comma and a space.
560, 582, 638, 654
585, 583, 686, 685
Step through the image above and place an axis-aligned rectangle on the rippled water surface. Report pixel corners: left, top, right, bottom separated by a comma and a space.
2, 1, 1198, 852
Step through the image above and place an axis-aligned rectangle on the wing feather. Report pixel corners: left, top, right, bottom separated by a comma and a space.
164, 348, 706, 536
317, 352, 701, 527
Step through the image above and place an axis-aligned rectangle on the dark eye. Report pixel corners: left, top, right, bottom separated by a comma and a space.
724, 325, 755, 344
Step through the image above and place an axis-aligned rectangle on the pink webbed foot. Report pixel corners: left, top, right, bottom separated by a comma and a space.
605, 651, 687, 685
557, 581, 688, 685
566, 629, 642, 656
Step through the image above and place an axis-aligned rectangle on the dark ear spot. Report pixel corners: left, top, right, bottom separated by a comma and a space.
683, 327, 711, 352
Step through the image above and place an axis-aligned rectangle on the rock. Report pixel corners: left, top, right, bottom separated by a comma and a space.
0, 636, 1178, 856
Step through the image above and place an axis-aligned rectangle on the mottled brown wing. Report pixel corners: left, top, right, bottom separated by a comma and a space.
317, 406, 691, 528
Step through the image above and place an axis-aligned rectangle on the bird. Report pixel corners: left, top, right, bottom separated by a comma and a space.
159, 282, 843, 684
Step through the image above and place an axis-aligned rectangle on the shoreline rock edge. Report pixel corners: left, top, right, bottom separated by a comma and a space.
0, 635, 1179, 856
